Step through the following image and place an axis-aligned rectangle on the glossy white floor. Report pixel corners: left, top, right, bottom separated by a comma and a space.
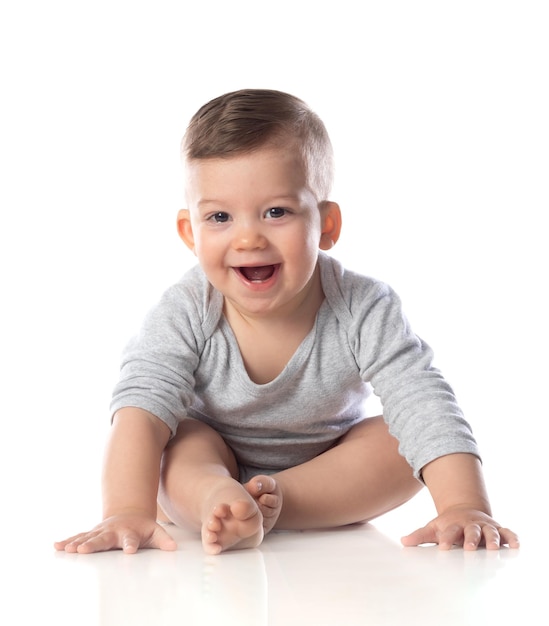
5, 489, 543, 626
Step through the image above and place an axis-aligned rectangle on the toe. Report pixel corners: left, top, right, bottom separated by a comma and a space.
230, 499, 261, 522
249, 474, 277, 495
258, 493, 279, 510
207, 516, 222, 532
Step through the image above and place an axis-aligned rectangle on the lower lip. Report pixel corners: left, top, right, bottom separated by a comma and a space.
232, 264, 281, 292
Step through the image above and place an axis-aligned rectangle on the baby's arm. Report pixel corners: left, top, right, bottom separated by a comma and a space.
401, 453, 519, 549
54, 408, 177, 554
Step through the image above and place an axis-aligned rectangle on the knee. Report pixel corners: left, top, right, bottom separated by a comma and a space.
170, 416, 219, 442
160, 417, 239, 480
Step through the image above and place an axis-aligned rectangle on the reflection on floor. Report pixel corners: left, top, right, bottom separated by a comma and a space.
6, 511, 540, 626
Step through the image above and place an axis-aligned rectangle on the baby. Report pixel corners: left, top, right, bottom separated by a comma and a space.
55, 89, 519, 555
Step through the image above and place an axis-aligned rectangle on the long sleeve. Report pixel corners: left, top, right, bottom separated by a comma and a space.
110, 266, 220, 436
322, 254, 480, 478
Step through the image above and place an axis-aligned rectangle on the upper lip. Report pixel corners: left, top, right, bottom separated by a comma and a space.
232, 261, 279, 268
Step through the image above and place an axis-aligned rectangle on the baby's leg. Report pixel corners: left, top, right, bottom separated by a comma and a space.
158, 418, 264, 555
247, 416, 422, 530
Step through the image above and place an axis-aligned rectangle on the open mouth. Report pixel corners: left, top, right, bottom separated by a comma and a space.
237, 264, 279, 283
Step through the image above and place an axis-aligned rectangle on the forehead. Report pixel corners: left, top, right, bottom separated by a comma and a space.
184, 145, 308, 202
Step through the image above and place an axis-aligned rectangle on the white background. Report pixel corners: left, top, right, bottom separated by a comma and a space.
1, 1, 547, 540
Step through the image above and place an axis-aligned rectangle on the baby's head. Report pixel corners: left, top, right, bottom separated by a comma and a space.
181, 89, 334, 202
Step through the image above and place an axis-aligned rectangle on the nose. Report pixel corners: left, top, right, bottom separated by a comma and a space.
231, 220, 267, 251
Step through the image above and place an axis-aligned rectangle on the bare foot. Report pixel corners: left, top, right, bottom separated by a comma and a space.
202, 498, 264, 555
244, 475, 283, 534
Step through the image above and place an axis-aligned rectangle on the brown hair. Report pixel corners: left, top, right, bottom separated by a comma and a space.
181, 89, 334, 201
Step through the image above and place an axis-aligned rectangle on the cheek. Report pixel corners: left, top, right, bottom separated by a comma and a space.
190, 228, 208, 255
193, 233, 222, 268
299, 222, 323, 250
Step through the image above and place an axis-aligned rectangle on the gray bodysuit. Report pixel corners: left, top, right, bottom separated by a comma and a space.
111, 253, 479, 481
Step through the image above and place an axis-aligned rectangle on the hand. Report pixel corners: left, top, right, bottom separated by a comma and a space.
54, 514, 178, 554
401, 508, 520, 550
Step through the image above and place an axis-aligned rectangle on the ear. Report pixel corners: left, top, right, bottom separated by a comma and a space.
319, 201, 342, 250
176, 209, 196, 253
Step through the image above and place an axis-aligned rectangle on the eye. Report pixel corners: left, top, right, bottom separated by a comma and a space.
265, 207, 287, 219
208, 212, 230, 223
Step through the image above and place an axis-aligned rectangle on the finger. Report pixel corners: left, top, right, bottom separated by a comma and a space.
462, 524, 483, 550
121, 531, 141, 554
57, 532, 103, 553
77, 529, 143, 554
401, 525, 437, 547
75, 526, 175, 554
54, 538, 79, 552
54, 532, 95, 551
480, 525, 501, 551
438, 524, 465, 550
75, 531, 121, 554
148, 526, 178, 552
495, 527, 520, 549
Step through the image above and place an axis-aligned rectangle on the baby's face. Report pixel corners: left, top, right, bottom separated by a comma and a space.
179, 145, 330, 320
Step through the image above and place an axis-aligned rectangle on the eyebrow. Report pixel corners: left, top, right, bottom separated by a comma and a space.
196, 194, 301, 209
196, 199, 224, 209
